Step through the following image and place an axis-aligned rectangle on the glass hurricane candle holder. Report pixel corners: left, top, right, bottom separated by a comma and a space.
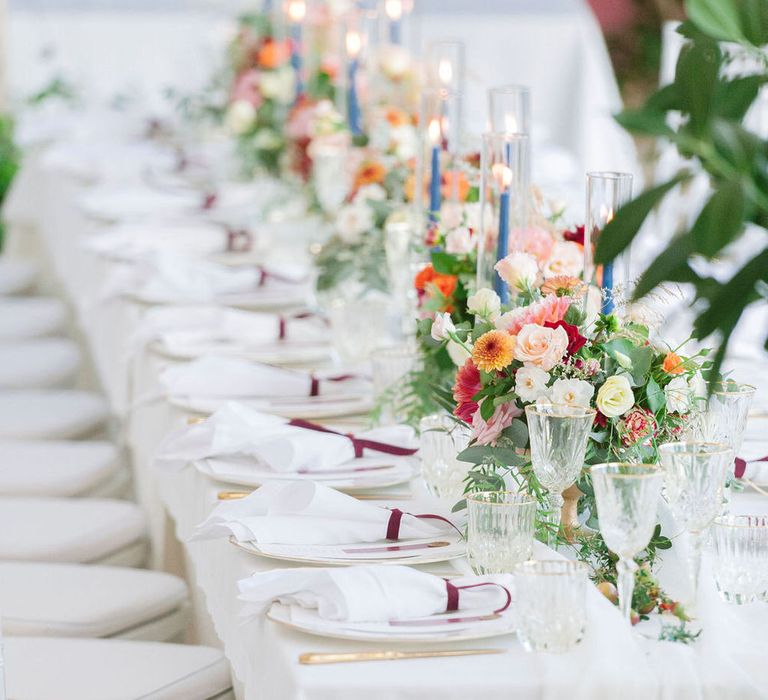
590, 463, 663, 626
488, 84, 530, 135
524, 403, 594, 546
513, 560, 589, 653
419, 413, 472, 500
658, 441, 732, 607
467, 491, 537, 574
371, 342, 419, 424
475, 132, 530, 304
425, 40, 465, 93
584, 172, 633, 315
711, 515, 768, 604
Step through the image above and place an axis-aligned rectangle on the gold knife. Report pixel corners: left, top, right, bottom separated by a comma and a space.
299, 648, 504, 664
217, 490, 412, 501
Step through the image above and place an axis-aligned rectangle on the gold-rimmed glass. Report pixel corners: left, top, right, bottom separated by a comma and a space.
525, 403, 595, 546
658, 441, 733, 607
466, 491, 537, 574
590, 463, 663, 625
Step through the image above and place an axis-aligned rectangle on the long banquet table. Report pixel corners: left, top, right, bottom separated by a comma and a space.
5, 128, 768, 700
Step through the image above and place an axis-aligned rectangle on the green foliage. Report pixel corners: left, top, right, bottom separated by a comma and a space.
0, 116, 20, 250
597, 0, 768, 382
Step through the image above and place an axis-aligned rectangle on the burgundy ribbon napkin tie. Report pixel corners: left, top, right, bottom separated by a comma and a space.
384, 508, 462, 541
444, 580, 512, 614
201, 192, 218, 210
277, 312, 324, 341
735, 455, 768, 479
225, 228, 253, 253
286, 419, 417, 460
307, 374, 358, 398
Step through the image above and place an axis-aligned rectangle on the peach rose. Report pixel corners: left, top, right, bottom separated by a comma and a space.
513, 323, 569, 371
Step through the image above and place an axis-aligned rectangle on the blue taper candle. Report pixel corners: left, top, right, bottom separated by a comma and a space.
494, 190, 510, 304
601, 262, 614, 314
347, 58, 362, 136
429, 145, 441, 223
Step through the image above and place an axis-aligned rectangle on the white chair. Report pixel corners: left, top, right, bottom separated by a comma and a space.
0, 561, 189, 641
0, 497, 147, 566
0, 439, 126, 497
0, 258, 37, 295
0, 297, 68, 340
0, 338, 80, 389
0, 390, 109, 439
5, 637, 234, 699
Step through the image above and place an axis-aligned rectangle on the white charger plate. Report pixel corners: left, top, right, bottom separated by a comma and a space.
169, 393, 374, 419
196, 455, 414, 491
266, 602, 516, 643
149, 338, 332, 366
230, 530, 464, 567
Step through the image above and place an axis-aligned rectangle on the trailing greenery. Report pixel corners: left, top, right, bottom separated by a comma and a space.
596, 0, 768, 383
0, 116, 20, 250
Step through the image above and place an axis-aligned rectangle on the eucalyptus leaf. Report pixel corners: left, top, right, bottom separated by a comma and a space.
646, 376, 666, 414
685, 0, 745, 43
690, 180, 745, 257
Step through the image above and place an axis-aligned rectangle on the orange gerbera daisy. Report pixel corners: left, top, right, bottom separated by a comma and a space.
441, 170, 471, 202
257, 39, 290, 69
662, 351, 685, 375
472, 330, 517, 373
354, 160, 386, 188
540, 275, 585, 298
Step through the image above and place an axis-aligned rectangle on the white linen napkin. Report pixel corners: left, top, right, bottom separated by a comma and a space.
154, 402, 414, 473
194, 480, 453, 545
159, 357, 366, 400
238, 565, 510, 622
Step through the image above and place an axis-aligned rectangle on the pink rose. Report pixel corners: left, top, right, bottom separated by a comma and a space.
618, 407, 656, 447
472, 402, 522, 446
231, 69, 263, 108
513, 323, 569, 371
510, 226, 555, 264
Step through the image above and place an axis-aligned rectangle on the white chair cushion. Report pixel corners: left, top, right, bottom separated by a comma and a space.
0, 390, 109, 439
0, 338, 81, 389
5, 637, 233, 700
0, 497, 146, 564
0, 258, 37, 295
0, 562, 188, 639
0, 297, 67, 339
0, 439, 120, 496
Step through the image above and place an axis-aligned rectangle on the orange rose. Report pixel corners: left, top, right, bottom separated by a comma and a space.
431, 273, 458, 300
662, 351, 685, 375
414, 264, 437, 291
257, 39, 290, 69
354, 160, 386, 188
441, 170, 471, 202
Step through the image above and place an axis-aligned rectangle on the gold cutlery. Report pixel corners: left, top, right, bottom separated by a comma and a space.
298, 648, 504, 664
341, 541, 451, 554
187, 416, 206, 425
217, 490, 412, 501
218, 490, 252, 500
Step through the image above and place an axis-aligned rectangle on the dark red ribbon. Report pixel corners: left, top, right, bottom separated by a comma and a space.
286, 418, 418, 459
735, 455, 768, 479
257, 267, 306, 288
201, 192, 218, 210
277, 312, 322, 341
306, 374, 358, 397
445, 581, 512, 614
226, 228, 253, 253
385, 508, 462, 541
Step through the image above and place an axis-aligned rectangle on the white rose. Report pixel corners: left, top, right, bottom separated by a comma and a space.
515, 366, 550, 403
542, 241, 583, 279
335, 204, 373, 243
440, 202, 464, 231
225, 100, 256, 135
260, 67, 296, 104
378, 45, 411, 80
445, 227, 475, 255
431, 312, 456, 341
551, 378, 595, 408
514, 324, 569, 371
391, 125, 417, 160
596, 375, 635, 418
665, 375, 692, 414
447, 339, 472, 366
494, 252, 538, 293
354, 183, 387, 204
467, 288, 501, 321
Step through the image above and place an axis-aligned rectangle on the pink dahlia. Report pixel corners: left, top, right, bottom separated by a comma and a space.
472, 402, 522, 446
498, 294, 572, 336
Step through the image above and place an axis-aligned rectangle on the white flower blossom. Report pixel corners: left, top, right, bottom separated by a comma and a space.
551, 378, 595, 408
515, 366, 551, 403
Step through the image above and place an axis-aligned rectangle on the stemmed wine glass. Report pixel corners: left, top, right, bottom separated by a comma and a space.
658, 441, 732, 607
590, 463, 663, 625
525, 404, 595, 546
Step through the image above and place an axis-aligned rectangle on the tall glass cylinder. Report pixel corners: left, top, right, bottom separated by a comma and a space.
476, 132, 530, 303
425, 40, 465, 93
378, 0, 413, 46
488, 84, 531, 135
414, 88, 464, 242
584, 172, 633, 315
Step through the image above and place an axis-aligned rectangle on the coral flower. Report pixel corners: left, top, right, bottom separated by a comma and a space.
540, 275, 584, 298
453, 360, 481, 423
441, 170, 471, 202
414, 264, 436, 291
498, 294, 572, 336
472, 330, 517, 373
354, 160, 386, 188
662, 352, 685, 375
431, 273, 457, 300
257, 39, 291, 69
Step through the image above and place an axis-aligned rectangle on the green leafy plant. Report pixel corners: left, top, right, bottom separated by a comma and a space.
596, 0, 768, 381
0, 116, 20, 250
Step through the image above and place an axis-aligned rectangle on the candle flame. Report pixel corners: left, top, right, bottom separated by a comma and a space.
287, 0, 306, 22
438, 59, 453, 86
428, 118, 441, 144
346, 30, 362, 57
492, 163, 513, 189
385, 0, 404, 20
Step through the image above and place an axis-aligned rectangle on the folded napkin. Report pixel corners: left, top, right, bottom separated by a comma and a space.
195, 480, 457, 545
159, 356, 366, 400
101, 253, 309, 304
238, 565, 511, 622
154, 402, 415, 473
79, 185, 200, 221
